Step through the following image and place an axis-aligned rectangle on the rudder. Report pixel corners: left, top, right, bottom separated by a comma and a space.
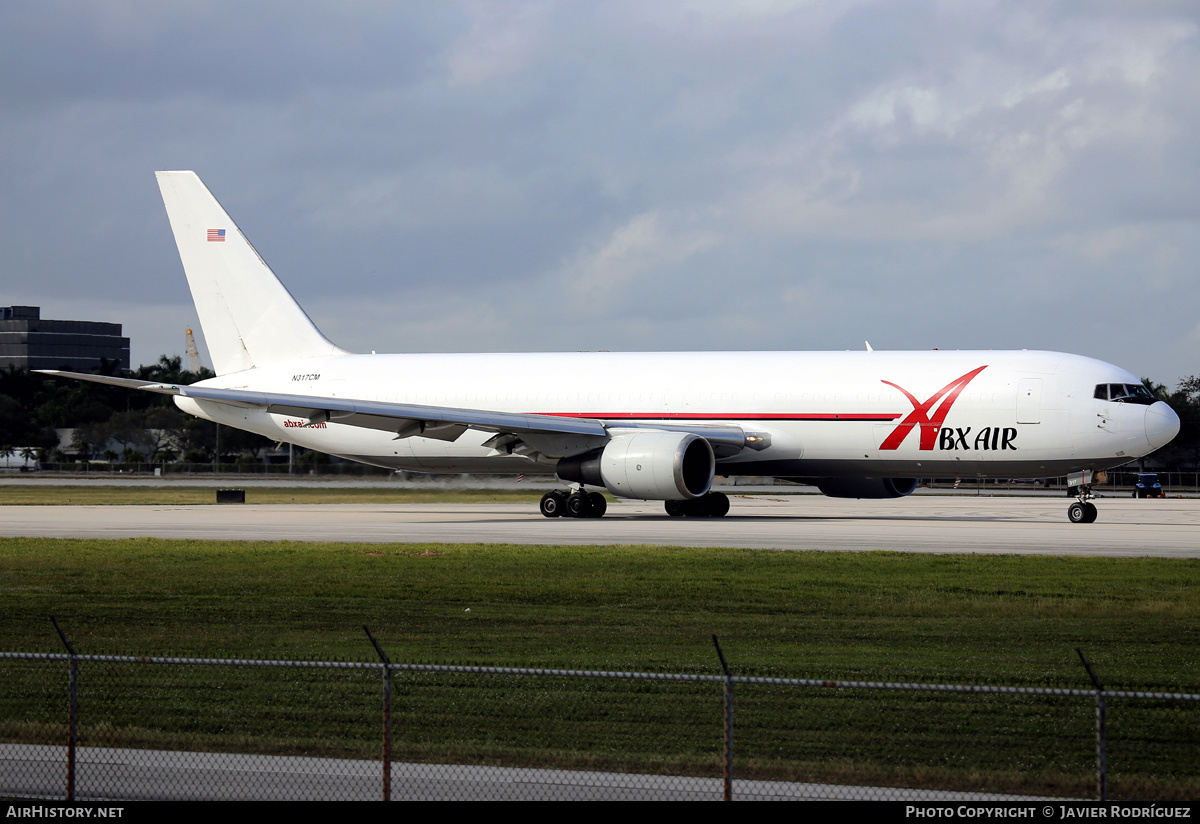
155, 171, 347, 375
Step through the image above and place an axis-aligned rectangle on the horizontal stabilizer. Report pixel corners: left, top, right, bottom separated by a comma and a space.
34, 370, 158, 390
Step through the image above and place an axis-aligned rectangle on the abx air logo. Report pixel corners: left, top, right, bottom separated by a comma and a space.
879, 366, 988, 451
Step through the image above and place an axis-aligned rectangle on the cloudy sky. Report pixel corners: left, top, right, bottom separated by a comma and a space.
3, 1, 1198, 386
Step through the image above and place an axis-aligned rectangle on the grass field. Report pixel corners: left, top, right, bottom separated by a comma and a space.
2, 536, 1198, 797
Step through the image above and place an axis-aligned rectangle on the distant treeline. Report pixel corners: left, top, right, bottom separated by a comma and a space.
0, 356, 275, 464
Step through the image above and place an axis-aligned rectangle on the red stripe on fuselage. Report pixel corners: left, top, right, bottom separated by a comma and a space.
529, 412, 902, 422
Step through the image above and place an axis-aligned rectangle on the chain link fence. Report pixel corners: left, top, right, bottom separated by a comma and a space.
2, 642, 1197, 801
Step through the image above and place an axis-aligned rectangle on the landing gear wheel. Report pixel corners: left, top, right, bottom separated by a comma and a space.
566, 492, 590, 518
704, 492, 730, 517
1068, 502, 1088, 523
587, 492, 607, 518
540, 491, 566, 518
1068, 500, 1099, 523
666, 493, 730, 517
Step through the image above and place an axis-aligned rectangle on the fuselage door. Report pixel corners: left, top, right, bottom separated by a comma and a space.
1016, 378, 1042, 424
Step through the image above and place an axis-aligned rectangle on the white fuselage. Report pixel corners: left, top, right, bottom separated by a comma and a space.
176, 349, 1178, 481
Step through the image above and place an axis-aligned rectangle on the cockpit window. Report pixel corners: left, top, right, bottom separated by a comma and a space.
1094, 383, 1156, 404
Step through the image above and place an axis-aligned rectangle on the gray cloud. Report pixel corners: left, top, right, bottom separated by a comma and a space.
2, 0, 1198, 384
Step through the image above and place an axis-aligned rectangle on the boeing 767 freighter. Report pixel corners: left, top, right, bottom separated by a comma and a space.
42, 172, 1181, 523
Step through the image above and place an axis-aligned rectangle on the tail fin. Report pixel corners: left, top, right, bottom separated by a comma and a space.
155, 171, 348, 375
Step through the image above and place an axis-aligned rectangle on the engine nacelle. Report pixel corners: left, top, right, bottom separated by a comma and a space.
815, 477, 919, 499
557, 431, 715, 500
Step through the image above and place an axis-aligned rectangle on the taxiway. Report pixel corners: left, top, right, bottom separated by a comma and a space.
3, 495, 1198, 557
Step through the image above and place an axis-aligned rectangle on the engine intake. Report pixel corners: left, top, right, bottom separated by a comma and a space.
557, 431, 715, 500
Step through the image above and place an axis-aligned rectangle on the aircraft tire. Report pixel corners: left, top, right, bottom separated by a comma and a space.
665, 500, 686, 517
566, 492, 590, 518
1083, 502, 1098, 523
1068, 502, 1087, 523
540, 491, 565, 518
587, 492, 607, 518
705, 492, 730, 517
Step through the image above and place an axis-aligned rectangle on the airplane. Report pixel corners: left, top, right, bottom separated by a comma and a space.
41, 171, 1181, 524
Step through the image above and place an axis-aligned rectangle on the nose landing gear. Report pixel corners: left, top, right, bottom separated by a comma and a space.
1068, 486, 1098, 523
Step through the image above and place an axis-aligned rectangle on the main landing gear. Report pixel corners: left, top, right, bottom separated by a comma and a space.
540, 489, 607, 519
1068, 485, 1098, 524
665, 491, 730, 518
539, 489, 731, 518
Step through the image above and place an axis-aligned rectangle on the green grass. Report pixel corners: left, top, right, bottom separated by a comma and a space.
1, 538, 1198, 797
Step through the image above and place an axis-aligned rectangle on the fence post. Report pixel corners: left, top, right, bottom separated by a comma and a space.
712, 635, 733, 801
365, 626, 393, 802
1076, 648, 1107, 801
50, 617, 77, 802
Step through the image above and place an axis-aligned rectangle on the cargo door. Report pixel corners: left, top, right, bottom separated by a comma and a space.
1016, 378, 1042, 424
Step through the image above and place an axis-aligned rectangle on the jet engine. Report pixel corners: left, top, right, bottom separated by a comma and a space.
557, 431, 715, 500
814, 477, 919, 499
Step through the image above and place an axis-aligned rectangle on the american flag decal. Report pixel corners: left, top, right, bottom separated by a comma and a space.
207, 229, 226, 242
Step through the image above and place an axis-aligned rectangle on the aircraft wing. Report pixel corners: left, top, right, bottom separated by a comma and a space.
37, 370, 751, 449
154, 382, 611, 440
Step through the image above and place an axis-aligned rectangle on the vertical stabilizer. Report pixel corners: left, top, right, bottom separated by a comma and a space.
155, 171, 348, 375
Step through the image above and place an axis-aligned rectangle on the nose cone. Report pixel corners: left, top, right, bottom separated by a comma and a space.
1145, 401, 1181, 451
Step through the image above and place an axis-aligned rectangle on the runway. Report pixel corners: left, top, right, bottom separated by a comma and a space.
4, 494, 1199, 557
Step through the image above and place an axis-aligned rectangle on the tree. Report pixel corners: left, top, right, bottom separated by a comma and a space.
1142, 378, 1171, 402
0, 368, 59, 448
135, 355, 214, 386
1140, 375, 1200, 470
8, 355, 273, 467
1165, 376, 1200, 469
71, 427, 101, 461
